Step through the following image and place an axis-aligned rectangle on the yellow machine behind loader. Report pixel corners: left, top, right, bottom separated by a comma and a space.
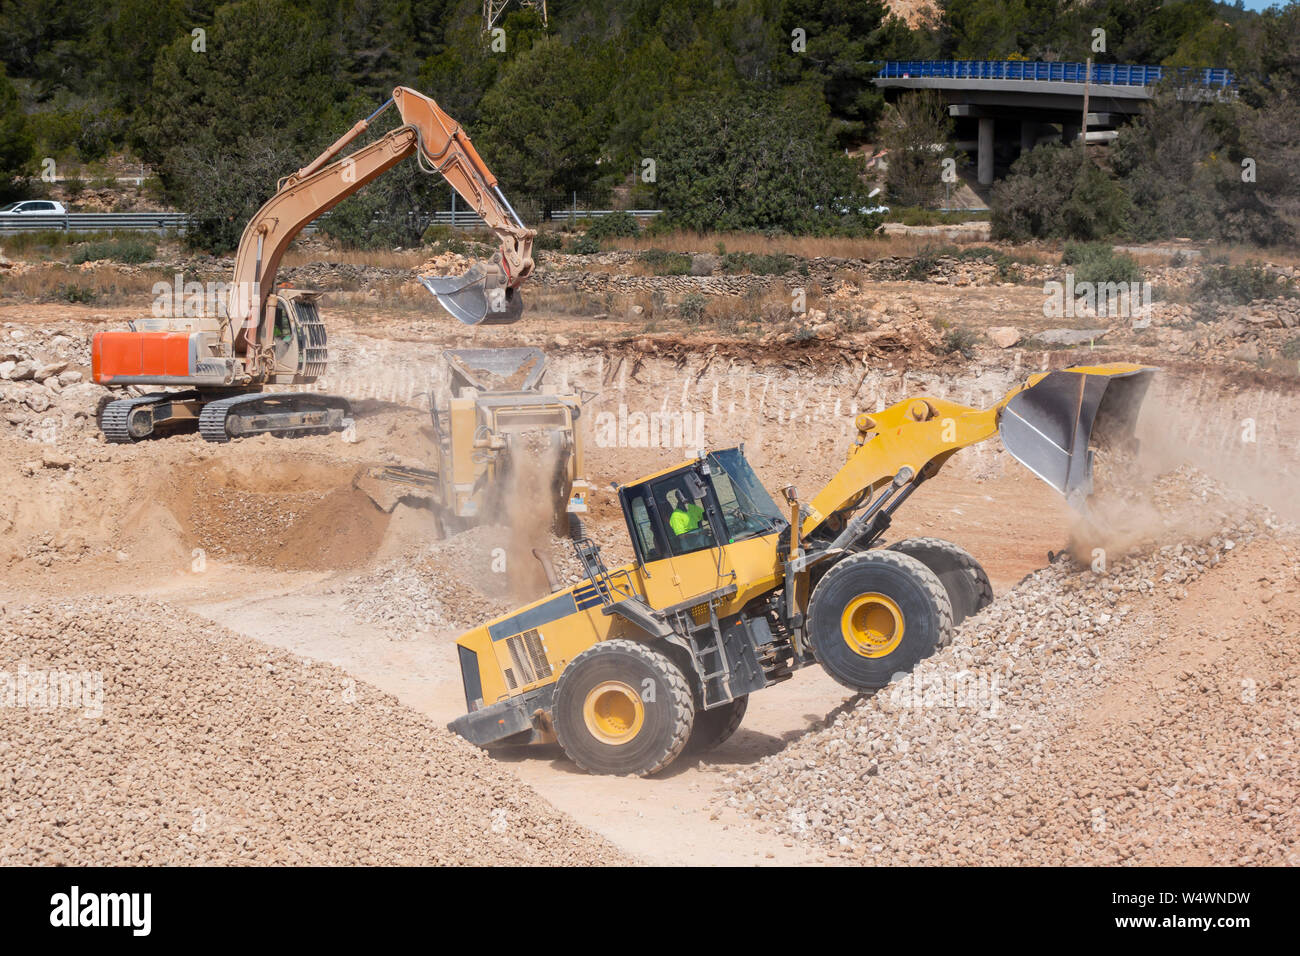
447, 363, 1156, 776
359, 348, 590, 538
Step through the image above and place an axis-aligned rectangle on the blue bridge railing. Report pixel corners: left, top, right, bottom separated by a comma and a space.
877, 60, 1235, 89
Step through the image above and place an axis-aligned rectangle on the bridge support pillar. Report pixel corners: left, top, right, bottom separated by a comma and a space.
1061, 121, 1080, 145
1020, 120, 1038, 155
978, 117, 994, 185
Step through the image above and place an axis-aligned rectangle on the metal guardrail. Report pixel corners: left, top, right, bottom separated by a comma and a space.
0, 212, 189, 234
877, 60, 1235, 89
0, 208, 662, 235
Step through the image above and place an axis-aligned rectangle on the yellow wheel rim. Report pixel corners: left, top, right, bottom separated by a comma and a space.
841, 592, 905, 658
582, 680, 645, 746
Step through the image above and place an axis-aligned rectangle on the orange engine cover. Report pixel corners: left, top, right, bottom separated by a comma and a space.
92, 331, 192, 384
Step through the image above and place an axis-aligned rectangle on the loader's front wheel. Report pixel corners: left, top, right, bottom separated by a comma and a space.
685, 695, 748, 754
553, 640, 694, 776
808, 550, 953, 693
888, 537, 992, 630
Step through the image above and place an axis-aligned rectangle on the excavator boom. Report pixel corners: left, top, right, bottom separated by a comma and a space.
229, 86, 534, 374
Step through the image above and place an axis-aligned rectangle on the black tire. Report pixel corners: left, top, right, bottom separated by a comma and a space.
807, 550, 953, 692
552, 639, 694, 776
685, 695, 748, 754
887, 537, 993, 631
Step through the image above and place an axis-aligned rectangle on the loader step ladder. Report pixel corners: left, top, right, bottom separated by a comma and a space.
573, 537, 676, 640
573, 537, 619, 608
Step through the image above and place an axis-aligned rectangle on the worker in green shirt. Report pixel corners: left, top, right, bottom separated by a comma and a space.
668, 490, 704, 536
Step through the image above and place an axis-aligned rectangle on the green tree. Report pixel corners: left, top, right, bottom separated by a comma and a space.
0, 66, 35, 200
992, 143, 1131, 240
1110, 88, 1226, 240
475, 36, 607, 204
651, 85, 873, 234
779, 0, 906, 145
139, 0, 350, 251
877, 91, 955, 208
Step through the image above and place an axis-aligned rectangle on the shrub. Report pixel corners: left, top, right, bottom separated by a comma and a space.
942, 326, 979, 358
678, 293, 707, 323
566, 233, 601, 255
992, 145, 1131, 241
532, 230, 563, 251
421, 224, 454, 245
719, 252, 794, 276
70, 238, 156, 265
638, 249, 691, 275
1193, 263, 1294, 304
57, 283, 97, 303
1061, 242, 1142, 286
585, 211, 640, 240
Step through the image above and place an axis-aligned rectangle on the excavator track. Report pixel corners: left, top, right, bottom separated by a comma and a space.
198, 392, 353, 443
98, 391, 203, 444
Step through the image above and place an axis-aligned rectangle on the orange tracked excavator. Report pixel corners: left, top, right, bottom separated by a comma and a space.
91, 87, 535, 443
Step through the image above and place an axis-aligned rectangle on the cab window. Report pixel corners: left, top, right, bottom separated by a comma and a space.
626, 492, 665, 563
651, 474, 716, 557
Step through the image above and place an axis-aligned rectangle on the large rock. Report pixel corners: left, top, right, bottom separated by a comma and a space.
34, 361, 68, 382
7, 360, 35, 381
24, 389, 52, 413
987, 326, 1022, 349
689, 254, 719, 277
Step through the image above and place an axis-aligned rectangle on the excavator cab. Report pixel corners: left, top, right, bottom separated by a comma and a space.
263, 290, 329, 384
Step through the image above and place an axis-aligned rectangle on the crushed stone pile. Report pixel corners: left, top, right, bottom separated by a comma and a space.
341, 524, 588, 633
0, 323, 99, 441
0, 596, 630, 865
723, 468, 1300, 864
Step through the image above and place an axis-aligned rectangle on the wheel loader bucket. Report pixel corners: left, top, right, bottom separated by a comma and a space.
998, 365, 1156, 508
421, 262, 524, 326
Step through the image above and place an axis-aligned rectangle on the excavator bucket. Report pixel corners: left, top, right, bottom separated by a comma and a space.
421, 263, 524, 326
998, 365, 1156, 508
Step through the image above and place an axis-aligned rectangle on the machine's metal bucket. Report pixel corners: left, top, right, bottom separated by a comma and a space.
998, 365, 1156, 508
421, 263, 524, 326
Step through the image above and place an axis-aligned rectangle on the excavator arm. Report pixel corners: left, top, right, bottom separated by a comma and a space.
227, 86, 535, 377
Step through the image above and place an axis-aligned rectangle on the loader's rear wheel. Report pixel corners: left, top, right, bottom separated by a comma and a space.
887, 537, 993, 630
553, 640, 694, 776
686, 695, 748, 754
807, 550, 953, 692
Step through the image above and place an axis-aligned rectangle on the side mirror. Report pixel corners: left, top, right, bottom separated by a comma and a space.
685, 472, 708, 501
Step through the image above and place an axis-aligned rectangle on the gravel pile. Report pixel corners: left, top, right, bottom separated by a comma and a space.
723, 469, 1300, 864
341, 524, 588, 634
0, 596, 630, 865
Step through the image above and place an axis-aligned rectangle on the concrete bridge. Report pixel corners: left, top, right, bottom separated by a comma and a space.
874, 60, 1237, 185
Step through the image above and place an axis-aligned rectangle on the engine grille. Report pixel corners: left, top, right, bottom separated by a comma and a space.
504, 628, 552, 686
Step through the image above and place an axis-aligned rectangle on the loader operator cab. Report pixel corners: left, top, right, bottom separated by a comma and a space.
620, 447, 787, 565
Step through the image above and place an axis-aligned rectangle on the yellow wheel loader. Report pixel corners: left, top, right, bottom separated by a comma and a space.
448, 363, 1156, 776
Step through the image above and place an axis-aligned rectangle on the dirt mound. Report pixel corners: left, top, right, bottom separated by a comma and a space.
723, 470, 1300, 864
185, 459, 390, 570
0, 596, 631, 865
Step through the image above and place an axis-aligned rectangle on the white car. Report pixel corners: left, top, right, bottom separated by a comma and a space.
0, 200, 67, 215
